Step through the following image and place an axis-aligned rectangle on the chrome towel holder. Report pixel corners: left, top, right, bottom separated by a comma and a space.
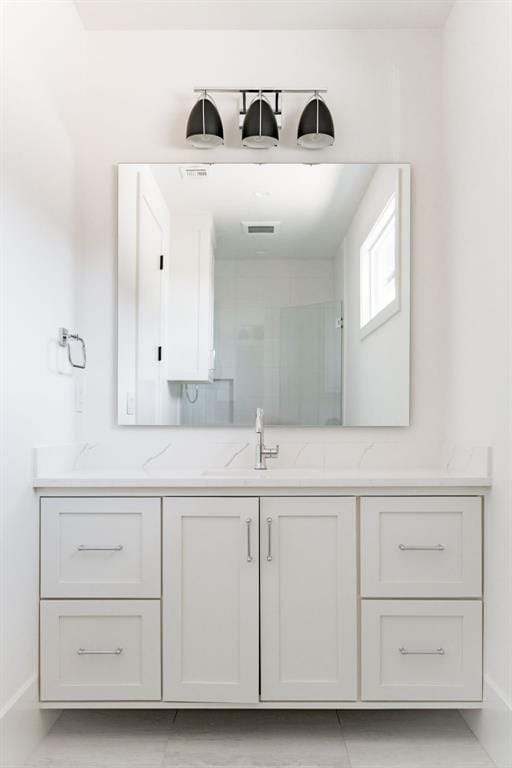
58, 327, 87, 369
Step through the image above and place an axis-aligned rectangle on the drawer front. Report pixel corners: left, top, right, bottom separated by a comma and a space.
40, 600, 161, 701
360, 497, 482, 597
41, 497, 161, 598
361, 600, 482, 701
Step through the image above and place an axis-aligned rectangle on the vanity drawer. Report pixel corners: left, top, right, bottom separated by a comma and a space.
40, 600, 161, 701
361, 600, 482, 701
360, 497, 481, 597
40, 497, 161, 598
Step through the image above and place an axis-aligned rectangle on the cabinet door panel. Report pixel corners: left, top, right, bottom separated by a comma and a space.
163, 497, 259, 702
261, 497, 357, 701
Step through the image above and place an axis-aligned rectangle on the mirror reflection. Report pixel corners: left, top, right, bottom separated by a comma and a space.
118, 163, 410, 426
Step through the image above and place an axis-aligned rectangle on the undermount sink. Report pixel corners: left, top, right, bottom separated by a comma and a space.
201, 468, 336, 478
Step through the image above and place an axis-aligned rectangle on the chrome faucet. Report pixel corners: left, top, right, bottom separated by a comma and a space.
255, 408, 279, 470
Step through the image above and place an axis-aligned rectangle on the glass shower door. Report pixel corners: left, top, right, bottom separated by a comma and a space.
279, 301, 343, 426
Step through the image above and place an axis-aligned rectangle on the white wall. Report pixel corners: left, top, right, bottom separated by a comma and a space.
343, 165, 409, 425
443, 2, 512, 766
78, 28, 443, 447
0, 1, 85, 763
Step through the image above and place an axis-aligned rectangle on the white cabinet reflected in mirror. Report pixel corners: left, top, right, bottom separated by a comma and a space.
118, 163, 410, 427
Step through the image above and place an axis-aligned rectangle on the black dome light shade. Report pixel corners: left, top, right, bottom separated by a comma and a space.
297, 93, 335, 149
242, 94, 279, 149
186, 93, 224, 148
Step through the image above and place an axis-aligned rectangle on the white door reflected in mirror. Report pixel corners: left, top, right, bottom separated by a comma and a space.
117, 163, 410, 427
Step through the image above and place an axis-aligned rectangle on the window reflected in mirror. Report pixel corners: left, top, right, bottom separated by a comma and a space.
360, 189, 399, 336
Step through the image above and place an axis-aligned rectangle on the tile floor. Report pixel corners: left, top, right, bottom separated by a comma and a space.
23, 709, 495, 768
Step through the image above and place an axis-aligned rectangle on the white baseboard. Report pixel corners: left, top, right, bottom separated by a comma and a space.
0, 675, 61, 768
460, 676, 512, 768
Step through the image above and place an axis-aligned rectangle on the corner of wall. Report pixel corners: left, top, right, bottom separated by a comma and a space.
460, 676, 512, 768
0, 677, 60, 768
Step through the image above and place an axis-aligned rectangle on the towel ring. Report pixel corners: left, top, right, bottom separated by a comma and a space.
58, 327, 87, 369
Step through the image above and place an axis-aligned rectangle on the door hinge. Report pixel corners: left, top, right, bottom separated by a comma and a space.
157, 346, 162, 361
159, 254, 164, 270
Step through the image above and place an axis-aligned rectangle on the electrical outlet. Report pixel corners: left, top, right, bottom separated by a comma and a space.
126, 392, 136, 415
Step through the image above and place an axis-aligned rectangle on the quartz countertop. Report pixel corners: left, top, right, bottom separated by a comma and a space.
32, 441, 491, 489
32, 467, 491, 489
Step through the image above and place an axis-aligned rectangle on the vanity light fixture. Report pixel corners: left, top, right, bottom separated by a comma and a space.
297, 91, 335, 149
242, 91, 279, 149
186, 88, 334, 149
185, 90, 224, 148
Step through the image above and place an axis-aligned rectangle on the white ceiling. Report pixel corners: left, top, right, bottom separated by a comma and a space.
149, 163, 376, 260
74, 1, 454, 31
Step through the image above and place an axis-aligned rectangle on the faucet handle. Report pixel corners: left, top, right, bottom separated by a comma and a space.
255, 407, 264, 433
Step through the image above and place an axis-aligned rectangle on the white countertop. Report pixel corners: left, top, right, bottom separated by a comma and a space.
32, 467, 491, 489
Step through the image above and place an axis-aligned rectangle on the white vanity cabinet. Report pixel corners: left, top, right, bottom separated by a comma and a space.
37, 489, 484, 709
163, 497, 260, 702
360, 496, 483, 702
260, 497, 357, 701
162, 496, 356, 703
39, 497, 162, 702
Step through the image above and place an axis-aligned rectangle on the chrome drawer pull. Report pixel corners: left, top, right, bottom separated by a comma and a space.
398, 544, 445, 551
399, 646, 445, 655
77, 647, 123, 655
77, 545, 123, 551
246, 518, 253, 562
266, 517, 272, 561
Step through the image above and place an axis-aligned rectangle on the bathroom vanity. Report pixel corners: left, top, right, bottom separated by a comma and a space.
32, 160, 488, 711
35, 469, 487, 710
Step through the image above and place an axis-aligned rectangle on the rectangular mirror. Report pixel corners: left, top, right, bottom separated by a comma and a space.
118, 163, 410, 426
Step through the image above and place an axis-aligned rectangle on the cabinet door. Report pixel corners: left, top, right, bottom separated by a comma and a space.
163, 497, 259, 702
260, 497, 357, 701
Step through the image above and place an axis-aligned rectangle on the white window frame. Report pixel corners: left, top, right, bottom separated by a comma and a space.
359, 174, 401, 340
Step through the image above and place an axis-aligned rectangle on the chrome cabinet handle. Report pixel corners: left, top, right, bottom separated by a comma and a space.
77, 545, 123, 551
77, 647, 123, 655
246, 518, 253, 562
399, 647, 445, 655
398, 544, 445, 551
266, 517, 272, 561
